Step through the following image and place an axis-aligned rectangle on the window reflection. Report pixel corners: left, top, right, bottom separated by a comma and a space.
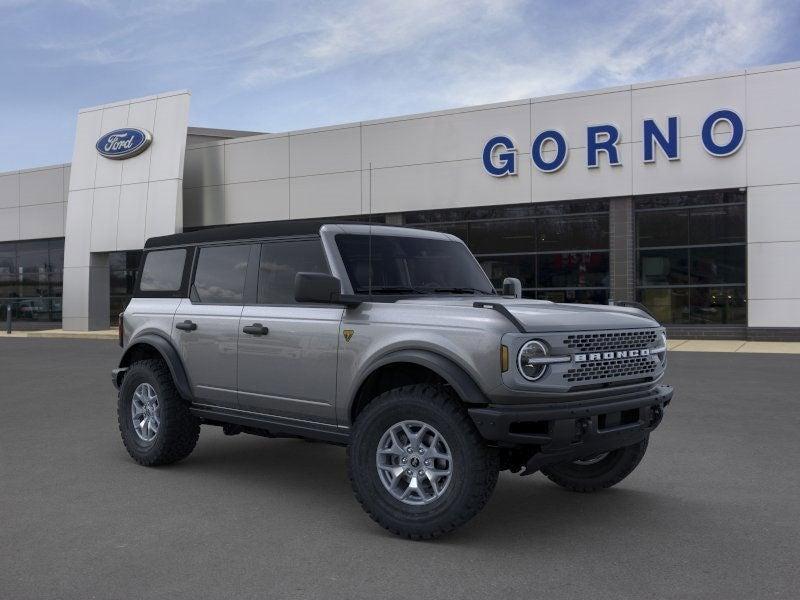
469, 219, 535, 254
0, 238, 65, 324
635, 190, 746, 325
479, 256, 535, 288
536, 289, 609, 304
639, 249, 689, 286
690, 287, 747, 325
109, 250, 142, 325
403, 200, 611, 304
538, 216, 608, 251
538, 252, 609, 288
689, 246, 746, 285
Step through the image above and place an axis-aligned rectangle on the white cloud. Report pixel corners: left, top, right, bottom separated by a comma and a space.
3, 0, 792, 128
218, 0, 786, 115
433, 0, 783, 106
19, 0, 785, 102
236, 0, 519, 87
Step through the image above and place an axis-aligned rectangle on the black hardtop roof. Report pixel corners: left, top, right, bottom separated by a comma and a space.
145, 221, 340, 249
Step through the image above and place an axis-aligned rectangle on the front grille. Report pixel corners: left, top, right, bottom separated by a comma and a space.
560, 328, 662, 385
564, 356, 657, 383
563, 330, 658, 353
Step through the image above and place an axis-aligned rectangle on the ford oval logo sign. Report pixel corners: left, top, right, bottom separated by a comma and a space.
96, 128, 152, 160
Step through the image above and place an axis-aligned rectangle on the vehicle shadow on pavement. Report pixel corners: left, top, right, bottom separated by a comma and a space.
161, 431, 682, 545
463, 478, 673, 546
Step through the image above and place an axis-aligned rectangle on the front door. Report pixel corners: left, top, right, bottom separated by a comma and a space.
236, 238, 342, 425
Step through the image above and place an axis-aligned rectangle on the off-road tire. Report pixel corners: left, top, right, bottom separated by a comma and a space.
540, 437, 649, 493
347, 384, 499, 540
117, 359, 200, 466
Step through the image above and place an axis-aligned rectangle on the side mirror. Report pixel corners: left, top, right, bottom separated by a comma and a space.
295, 272, 361, 307
502, 277, 522, 299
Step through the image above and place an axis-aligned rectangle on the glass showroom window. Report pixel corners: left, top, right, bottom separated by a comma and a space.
403, 200, 610, 303
0, 238, 64, 324
109, 250, 142, 325
635, 189, 746, 325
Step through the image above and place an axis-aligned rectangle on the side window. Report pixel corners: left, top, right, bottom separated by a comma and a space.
139, 249, 186, 292
258, 239, 329, 304
193, 245, 251, 304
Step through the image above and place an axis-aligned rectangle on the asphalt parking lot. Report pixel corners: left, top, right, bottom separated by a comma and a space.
1, 339, 798, 599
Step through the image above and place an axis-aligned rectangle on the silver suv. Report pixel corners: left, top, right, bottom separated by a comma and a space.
113, 223, 672, 539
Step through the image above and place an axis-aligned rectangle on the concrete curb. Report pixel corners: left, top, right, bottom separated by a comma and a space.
0, 329, 117, 341
667, 339, 800, 354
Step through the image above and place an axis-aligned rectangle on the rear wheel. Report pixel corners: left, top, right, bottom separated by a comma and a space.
540, 437, 649, 493
347, 384, 499, 539
117, 359, 200, 466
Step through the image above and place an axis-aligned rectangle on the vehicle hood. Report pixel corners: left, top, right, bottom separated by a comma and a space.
395, 296, 660, 332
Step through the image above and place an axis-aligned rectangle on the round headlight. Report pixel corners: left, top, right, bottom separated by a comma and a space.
517, 340, 549, 381
657, 330, 668, 364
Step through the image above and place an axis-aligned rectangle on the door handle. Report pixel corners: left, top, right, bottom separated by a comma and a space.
242, 323, 269, 336
175, 320, 197, 332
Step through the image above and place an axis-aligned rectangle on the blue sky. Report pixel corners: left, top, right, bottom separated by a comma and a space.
0, 0, 798, 171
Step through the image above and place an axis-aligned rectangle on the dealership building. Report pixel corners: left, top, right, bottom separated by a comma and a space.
0, 60, 798, 339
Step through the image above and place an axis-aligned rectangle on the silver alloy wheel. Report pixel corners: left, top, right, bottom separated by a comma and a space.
376, 420, 453, 506
131, 382, 160, 442
572, 452, 610, 466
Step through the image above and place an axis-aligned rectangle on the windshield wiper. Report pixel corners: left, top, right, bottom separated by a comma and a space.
354, 286, 427, 295
431, 287, 493, 295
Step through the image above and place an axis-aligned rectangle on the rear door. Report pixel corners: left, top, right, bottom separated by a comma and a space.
173, 243, 256, 408
237, 237, 343, 425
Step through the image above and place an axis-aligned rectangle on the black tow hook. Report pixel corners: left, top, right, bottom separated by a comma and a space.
650, 406, 664, 427
573, 418, 590, 442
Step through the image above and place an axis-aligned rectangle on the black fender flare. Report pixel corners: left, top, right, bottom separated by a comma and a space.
351, 349, 489, 414
118, 333, 193, 401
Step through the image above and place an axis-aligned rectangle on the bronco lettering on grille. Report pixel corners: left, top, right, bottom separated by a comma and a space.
574, 348, 651, 362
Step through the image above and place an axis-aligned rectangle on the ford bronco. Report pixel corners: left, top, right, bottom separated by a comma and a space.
113, 222, 672, 539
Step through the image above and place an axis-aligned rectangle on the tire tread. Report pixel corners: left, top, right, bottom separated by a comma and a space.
347, 384, 498, 540
117, 358, 200, 466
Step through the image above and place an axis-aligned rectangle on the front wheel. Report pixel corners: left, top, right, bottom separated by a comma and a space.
540, 437, 649, 493
347, 385, 499, 540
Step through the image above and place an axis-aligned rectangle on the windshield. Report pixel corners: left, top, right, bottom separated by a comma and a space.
335, 233, 496, 295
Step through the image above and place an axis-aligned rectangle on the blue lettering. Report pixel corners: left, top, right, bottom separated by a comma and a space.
482, 135, 517, 176
482, 109, 745, 177
643, 116, 679, 162
702, 109, 745, 157
587, 124, 621, 168
531, 130, 568, 173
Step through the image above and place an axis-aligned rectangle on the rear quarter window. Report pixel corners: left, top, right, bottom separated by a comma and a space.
139, 249, 187, 292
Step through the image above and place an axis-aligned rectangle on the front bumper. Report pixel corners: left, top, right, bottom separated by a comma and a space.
468, 384, 672, 474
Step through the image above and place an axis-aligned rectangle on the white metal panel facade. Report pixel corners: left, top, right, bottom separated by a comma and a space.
0, 62, 799, 330
61, 90, 190, 329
